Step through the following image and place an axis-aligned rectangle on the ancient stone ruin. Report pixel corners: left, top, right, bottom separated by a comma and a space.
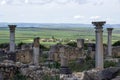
33, 37, 40, 66
16, 49, 33, 64
49, 44, 83, 62
107, 28, 114, 57
0, 21, 120, 80
7, 25, 16, 61
92, 21, 106, 69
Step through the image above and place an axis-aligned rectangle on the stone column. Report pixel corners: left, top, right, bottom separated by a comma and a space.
107, 28, 113, 57
48, 46, 55, 61
77, 39, 84, 49
92, 21, 106, 69
61, 56, 68, 67
60, 47, 71, 74
77, 39, 84, 56
9, 25, 16, 52
33, 37, 40, 66
60, 47, 68, 67
48, 51, 52, 61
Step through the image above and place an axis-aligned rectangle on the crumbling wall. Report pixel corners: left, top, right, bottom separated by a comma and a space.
49, 44, 83, 61
112, 46, 120, 57
16, 49, 33, 63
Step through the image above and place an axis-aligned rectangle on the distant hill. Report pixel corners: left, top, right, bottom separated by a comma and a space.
0, 22, 119, 28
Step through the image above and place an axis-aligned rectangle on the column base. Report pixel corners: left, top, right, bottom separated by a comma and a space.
60, 66, 72, 74
7, 52, 16, 62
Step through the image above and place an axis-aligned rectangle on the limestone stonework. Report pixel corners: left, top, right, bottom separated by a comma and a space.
49, 44, 83, 62
92, 21, 106, 69
33, 37, 40, 48
77, 39, 84, 49
107, 28, 114, 57
9, 25, 16, 52
16, 49, 32, 63
112, 46, 120, 57
33, 37, 40, 65
0, 60, 19, 80
9, 25, 16, 32
60, 47, 68, 67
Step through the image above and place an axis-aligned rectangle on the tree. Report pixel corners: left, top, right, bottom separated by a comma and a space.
112, 40, 120, 46
66, 41, 77, 47
0, 43, 9, 48
17, 42, 25, 48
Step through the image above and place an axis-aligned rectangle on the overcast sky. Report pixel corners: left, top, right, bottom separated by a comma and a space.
0, 0, 120, 24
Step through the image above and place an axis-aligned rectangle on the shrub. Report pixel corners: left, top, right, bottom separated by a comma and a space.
85, 55, 92, 61
47, 61, 60, 69
66, 41, 77, 47
42, 53, 48, 58
53, 61, 60, 69
91, 39, 95, 41
84, 43, 88, 50
104, 61, 117, 68
40, 44, 50, 51
112, 40, 120, 46
69, 60, 95, 72
0, 43, 9, 48
42, 75, 60, 80
103, 43, 107, 46
66, 42, 88, 50
40, 53, 48, 62
13, 71, 27, 80
17, 42, 26, 48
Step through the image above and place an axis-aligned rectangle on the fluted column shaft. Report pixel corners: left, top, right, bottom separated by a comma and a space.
9, 25, 16, 52
33, 37, 40, 65
107, 28, 113, 57
92, 21, 106, 69
60, 47, 68, 67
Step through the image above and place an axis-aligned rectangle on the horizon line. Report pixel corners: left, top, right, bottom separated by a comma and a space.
0, 22, 120, 25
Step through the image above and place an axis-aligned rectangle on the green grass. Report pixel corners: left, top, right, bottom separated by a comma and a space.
0, 27, 120, 45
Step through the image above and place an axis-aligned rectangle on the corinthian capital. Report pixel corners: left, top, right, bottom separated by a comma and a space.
107, 28, 113, 32
9, 25, 16, 32
92, 21, 106, 29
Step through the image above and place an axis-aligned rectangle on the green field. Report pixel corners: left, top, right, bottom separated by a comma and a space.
0, 27, 120, 45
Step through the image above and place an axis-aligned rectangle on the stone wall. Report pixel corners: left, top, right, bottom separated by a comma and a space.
49, 44, 83, 61
112, 46, 120, 57
20, 66, 59, 80
0, 60, 19, 80
0, 60, 59, 80
16, 49, 33, 64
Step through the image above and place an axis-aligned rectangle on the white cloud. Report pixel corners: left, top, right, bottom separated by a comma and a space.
93, 1, 103, 5
0, 0, 25, 5
54, 0, 70, 4
90, 16, 101, 19
106, 18, 111, 21
73, 0, 89, 4
0, 0, 93, 5
25, 0, 29, 4
73, 15, 85, 19
28, 0, 53, 5
0, 0, 7, 5
0, 0, 120, 24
